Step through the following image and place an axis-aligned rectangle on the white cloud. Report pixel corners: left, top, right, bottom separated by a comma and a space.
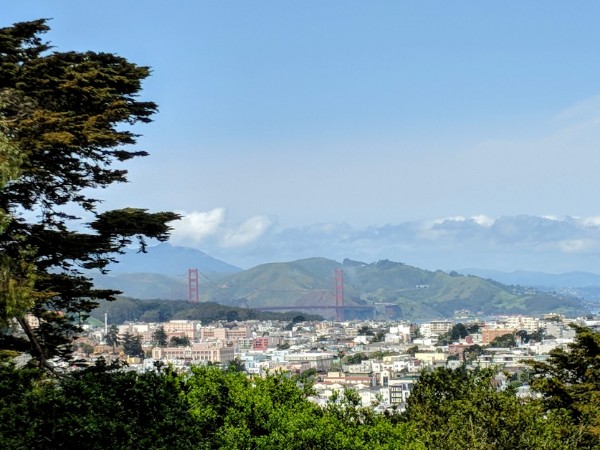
170, 208, 226, 245
222, 215, 273, 248
170, 209, 273, 250
580, 216, 600, 228
432, 216, 466, 225
541, 215, 559, 221
557, 239, 589, 253
471, 215, 495, 227
168, 213, 600, 272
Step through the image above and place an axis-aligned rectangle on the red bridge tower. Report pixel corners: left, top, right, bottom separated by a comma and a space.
188, 268, 199, 302
335, 268, 344, 321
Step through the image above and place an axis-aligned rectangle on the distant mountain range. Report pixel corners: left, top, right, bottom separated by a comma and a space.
459, 268, 600, 289
106, 243, 242, 275
92, 244, 590, 320
93, 243, 241, 300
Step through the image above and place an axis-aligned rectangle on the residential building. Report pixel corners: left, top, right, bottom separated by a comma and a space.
482, 328, 515, 345
152, 342, 234, 365
163, 320, 199, 341
285, 352, 335, 371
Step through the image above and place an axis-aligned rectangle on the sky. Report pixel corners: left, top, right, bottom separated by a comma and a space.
5, 2, 600, 273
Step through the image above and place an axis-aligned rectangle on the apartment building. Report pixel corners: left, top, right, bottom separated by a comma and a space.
482, 328, 516, 345
201, 326, 250, 342
152, 342, 234, 364
163, 320, 199, 341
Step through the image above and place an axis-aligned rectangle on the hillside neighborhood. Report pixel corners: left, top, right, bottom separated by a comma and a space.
56, 312, 594, 412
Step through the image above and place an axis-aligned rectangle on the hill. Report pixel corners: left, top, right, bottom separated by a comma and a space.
200, 258, 587, 320
92, 272, 189, 300
459, 268, 600, 289
107, 243, 242, 275
89, 298, 322, 325
91, 243, 242, 300
93, 256, 588, 320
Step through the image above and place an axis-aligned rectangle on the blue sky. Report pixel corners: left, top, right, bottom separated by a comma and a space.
6, 2, 600, 272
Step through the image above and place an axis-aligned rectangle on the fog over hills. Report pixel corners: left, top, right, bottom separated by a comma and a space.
168, 214, 600, 275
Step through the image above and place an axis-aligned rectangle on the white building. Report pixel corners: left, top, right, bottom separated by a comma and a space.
285, 352, 335, 371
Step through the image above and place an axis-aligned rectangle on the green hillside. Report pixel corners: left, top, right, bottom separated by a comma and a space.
94, 257, 588, 320
197, 258, 588, 320
209, 257, 342, 309
95, 272, 188, 300
89, 298, 322, 325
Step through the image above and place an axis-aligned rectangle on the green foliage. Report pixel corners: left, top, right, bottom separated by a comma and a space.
170, 335, 190, 347
105, 324, 119, 351
450, 322, 469, 340
1, 358, 595, 449
517, 328, 545, 344
121, 331, 143, 357
345, 352, 369, 364
466, 322, 481, 334
462, 343, 484, 362
406, 345, 419, 356
152, 325, 167, 347
90, 297, 322, 325
0, 19, 180, 368
527, 325, 600, 445
284, 314, 306, 330
0, 361, 199, 449
227, 357, 246, 373
0, 246, 36, 328
358, 325, 374, 336
200, 257, 586, 320
490, 333, 517, 348
403, 365, 584, 449
183, 365, 422, 449
0, 124, 36, 329
437, 322, 471, 345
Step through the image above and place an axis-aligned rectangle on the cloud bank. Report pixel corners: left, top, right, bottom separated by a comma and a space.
169, 212, 600, 273
170, 208, 273, 249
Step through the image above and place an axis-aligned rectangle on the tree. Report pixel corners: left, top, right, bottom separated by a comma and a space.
105, 324, 119, 353
436, 323, 470, 346
529, 327, 545, 342
225, 310, 239, 322
345, 352, 368, 364
466, 323, 480, 334
359, 325, 375, 336
526, 325, 600, 445
0, 121, 36, 337
0, 19, 179, 370
226, 357, 246, 373
284, 314, 305, 330
372, 330, 386, 342
121, 332, 143, 358
449, 323, 469, 341
403, 365, 582, 449
0, 361, 201, 449
517, 329, 530, 344
490, 333, 517, 348
406, 345, 419, 356
74, 341, 94, 357
462, 343, 484, 363
170, 335, 190, 347
183, 365, 422, 449
152, 325, 167, 347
